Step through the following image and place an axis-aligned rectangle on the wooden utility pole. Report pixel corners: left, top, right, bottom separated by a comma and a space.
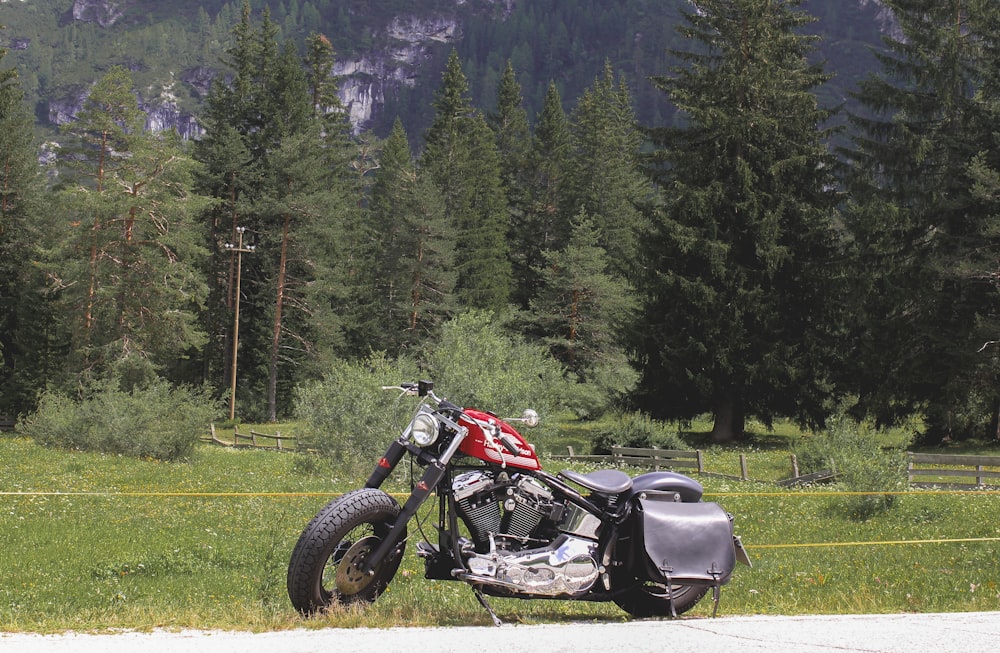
226, 226, 254, 421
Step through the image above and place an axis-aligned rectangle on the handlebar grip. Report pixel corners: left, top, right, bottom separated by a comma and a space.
381, 383, 418, 395
499, 433, 520, 455
439, 398, 462, 412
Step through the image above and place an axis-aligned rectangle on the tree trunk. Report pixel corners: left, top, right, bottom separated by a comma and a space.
85, 130, 110, 338
268, 213, 290, 422
994, 397, 1000, 442
711, 396, 746, 443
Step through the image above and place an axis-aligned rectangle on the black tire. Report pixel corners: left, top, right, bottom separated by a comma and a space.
287, 488, 405, 615
611, 574, 709, 618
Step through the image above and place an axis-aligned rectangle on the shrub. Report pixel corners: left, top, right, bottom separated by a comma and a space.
425, 310, 569, 429
293, 351, 420, 466
590, 411, 688, 455
294, 312, 571, 467
793, 413, 907, 520
19, 379, 217, 461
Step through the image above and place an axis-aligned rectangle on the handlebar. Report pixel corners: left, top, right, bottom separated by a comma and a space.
381, 382, 462, 413
381, 381, 538, 427
380, 383, 420, 396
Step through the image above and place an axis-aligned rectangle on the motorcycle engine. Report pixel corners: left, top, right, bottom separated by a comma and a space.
451, 470, 600, 597
453, 470, 551, 551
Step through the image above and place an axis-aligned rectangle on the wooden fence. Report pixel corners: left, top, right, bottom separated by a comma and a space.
206, 424, 298, 452
609, 446, 704, 472
561, 447, 1000, 489
907, 452, 1000, 489
558, 446, 829, 486
199, 433, 1000, 489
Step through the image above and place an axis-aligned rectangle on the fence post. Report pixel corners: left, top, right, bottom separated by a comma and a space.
790, 454, 799, 478
740, 454, 749, 481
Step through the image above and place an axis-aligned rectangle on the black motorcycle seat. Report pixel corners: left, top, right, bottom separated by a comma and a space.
559, 469, 632, 495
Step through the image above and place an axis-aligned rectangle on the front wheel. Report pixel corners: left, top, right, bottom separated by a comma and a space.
287, 488, 405, 615
611, 573, 709, 617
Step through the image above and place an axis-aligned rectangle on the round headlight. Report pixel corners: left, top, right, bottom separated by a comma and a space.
410, 413, 439, 447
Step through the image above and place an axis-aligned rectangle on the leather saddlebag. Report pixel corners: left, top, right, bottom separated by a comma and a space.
636, 492, 736, 587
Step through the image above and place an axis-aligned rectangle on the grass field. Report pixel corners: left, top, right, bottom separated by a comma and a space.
1, 426, 1000, 633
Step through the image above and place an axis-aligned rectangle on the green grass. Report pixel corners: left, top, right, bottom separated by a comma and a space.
1, 430, 999, 633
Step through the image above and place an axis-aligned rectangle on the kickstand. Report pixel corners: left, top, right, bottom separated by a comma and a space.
473, 586, 503, 627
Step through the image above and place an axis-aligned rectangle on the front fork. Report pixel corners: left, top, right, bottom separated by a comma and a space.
361, 428, 467, 575
364, 438, 408, 489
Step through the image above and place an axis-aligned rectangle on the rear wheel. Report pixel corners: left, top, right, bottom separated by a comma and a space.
287, 488, 405, 615
612, 573, 709, 617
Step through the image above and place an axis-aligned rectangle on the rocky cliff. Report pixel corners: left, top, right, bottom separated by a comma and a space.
54, 0, 475, 136
72, 0, 126, 28
23, 0, 896, 138
334, 14, 461, 130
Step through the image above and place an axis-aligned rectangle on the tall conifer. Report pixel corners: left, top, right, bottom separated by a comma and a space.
0, 34, 53, 414
489, 61, 535, 307
845, 0, 1000, 441
566, 63, 648, 277
637, 0, 841, 442
58, 66, 210, 385
516, 82, 573, 307
422, 50, 511, 312
530, 211, 638, 416
367, 119, 455, 352
196, 2, 354, 419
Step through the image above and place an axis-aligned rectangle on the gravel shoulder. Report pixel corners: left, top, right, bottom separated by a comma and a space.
4, 612, 1000, 653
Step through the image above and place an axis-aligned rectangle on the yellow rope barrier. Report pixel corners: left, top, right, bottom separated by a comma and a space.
3, 490, 999, 550
747, 537, 1000, 550
0, 491, 340, 497
704, 490, 1000, 497
3, 489, 998, 497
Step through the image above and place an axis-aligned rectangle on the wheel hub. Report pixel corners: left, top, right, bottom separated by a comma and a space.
335, 535, 381, 595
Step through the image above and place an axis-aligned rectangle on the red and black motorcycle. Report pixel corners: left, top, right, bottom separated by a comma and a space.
287, 381, 750, 624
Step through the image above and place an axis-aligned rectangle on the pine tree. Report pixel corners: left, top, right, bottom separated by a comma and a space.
488, 61, 533, 307
195, 1, 274, 403
967, 0, 1000, 440
422, 50, 511, 312
515, 81, 573, 307
0, 36, 56, 414
530, 210, 637, 416
637, 0, 841, 442
844, 0, 998, 441
261, 121, 345, 420
366, 119, 455, 353
57, 66, 210, 385
565, 62, 648, 277
259, 41, 322, 421
196, 3, 357, 419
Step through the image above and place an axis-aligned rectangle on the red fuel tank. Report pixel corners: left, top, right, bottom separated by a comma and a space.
457, 408, 541, 471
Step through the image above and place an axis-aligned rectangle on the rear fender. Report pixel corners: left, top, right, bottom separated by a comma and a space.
626, 471, 704, 503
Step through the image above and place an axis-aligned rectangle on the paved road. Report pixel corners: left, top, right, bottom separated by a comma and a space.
3, 612, 999, 653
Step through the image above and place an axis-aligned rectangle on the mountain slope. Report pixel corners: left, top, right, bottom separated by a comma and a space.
0, 0, 892, 140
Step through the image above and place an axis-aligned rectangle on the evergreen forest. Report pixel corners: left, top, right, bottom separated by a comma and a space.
3, 0, 1000, 446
